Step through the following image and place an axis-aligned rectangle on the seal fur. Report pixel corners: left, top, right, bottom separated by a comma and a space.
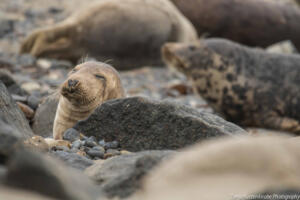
53, 61, 125, 140
162, 38, 300, 134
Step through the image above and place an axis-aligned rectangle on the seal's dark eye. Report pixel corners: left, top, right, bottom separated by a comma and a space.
71, 69, 77, 73
95, 74, 105, 80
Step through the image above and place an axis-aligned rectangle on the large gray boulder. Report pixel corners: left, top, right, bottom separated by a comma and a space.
85, 150, 174, 198
5, 149, 102, 200
0, 116, 23, 162
0, 81, 33, 138
74, 97, 247, 151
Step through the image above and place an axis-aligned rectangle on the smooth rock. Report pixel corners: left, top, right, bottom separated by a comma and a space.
32, 93, 59, 137
131, 135, 300, 200
27, 94, 41, 110
0, 81, 33, 138
86, 149, 104, 159
71, 140, 82, 149
0, 69, 28, 96
5, 149, 102, 200
0, 117, 23, 163
63, 128, 80, 142
92, 146, 105, 153
104, 141, 119, 149
74, 97, 247, 151
85, 150, 174, 198
50, 151, 94, 171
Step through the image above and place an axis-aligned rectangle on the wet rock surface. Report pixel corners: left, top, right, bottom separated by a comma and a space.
74, 97, 247, 151
0, 81, 33, 138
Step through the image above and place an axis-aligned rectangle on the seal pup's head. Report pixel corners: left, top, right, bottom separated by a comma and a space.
60, 61, 125, 107
53, 61, 125, 140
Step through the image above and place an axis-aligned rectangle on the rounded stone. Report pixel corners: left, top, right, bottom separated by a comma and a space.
63, 128, 80, 142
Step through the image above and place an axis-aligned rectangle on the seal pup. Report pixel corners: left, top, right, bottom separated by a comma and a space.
20, 0, 197, 70
162, 38, 300, 134
53, 61, 125, 140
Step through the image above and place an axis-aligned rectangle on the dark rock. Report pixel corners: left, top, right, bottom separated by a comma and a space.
71, 140, 82, 149
63, 128, 80, 142
86, 149, 104, 159
0, 117, 23, 163
0, 81, 33, 138
74, 97, 247, 151
104, 141, 119, 149
5, 149, 101, 200
85, 150, 174, 198
50, 151, 94, 171
32, 94, 59, 137
106, 149, 120, 155
92, 146, 105, 153
0, 165, 7, 183
27, 94, 41, 110
0, 69, 28, 96
85, 140, 97, 148
98, 139, 105, 147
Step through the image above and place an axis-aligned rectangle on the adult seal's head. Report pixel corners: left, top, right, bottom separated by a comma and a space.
53, 61, 125, 140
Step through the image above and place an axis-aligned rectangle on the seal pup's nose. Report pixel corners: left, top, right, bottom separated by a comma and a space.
68, 79, 79, 87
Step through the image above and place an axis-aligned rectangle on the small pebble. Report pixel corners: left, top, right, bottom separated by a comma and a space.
98, 139, 105, 147
63, 128, 80, 142
87, 149, 104, 159
71, 140, 82, 149
104, 141, 119, 149
104, 149, 121, 159
87, 136, 97, 142
85, 137, 97, 147
106, 149, 121, 156
92, 146, 105, 154
27, 94, 40, 110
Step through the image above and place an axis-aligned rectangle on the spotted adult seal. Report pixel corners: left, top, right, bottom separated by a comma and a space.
53, 61, 125, 140
162, 38, 300, 134
20, 0, 197, 70
169, 0, 300, 50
